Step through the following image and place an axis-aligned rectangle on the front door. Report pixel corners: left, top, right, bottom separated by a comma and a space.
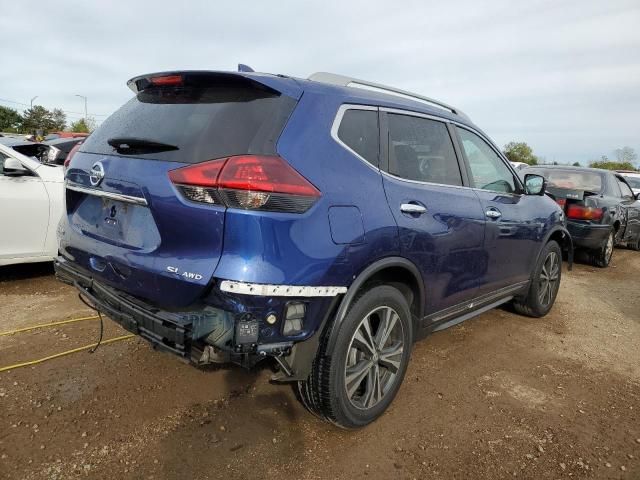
455, 126, 539, 294
380, 112, 486, 315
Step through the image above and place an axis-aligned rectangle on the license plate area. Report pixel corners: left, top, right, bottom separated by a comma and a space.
70, 195, 160, 250
100, 198, 130, 241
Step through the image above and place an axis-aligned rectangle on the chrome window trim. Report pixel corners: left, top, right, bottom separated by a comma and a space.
65, 181, 148, 206
220, 280, 347, 297
380, 170, 473, 192
330, 104, 380, 173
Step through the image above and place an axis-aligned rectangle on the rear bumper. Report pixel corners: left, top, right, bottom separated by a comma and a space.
55, 256, 196, 358
566, 221, 610, 250
54, 256, 338, 379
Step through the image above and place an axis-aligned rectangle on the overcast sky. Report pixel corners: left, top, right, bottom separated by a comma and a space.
1, 0, 638, 163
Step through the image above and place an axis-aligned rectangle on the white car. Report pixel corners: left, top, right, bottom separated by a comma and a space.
0, 143, 64, 266
509, 161, 529, 172
618, 171, 640, 197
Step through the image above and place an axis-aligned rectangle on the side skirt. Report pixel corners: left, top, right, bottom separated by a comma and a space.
419, 281, 529, 336
428, 297, 512, 333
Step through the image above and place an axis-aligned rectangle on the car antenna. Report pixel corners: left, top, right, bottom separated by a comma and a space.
238, 64, 255, 72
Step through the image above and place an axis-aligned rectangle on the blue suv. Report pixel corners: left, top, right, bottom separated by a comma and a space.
55, 69, 570, 428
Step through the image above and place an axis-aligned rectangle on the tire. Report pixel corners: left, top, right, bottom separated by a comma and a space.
297, 285, 413, 428
512, 240, 562, 318
592, 229, 615, 268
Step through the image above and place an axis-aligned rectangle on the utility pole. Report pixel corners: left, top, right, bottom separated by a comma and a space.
75, 94, 88, 120
30, 96, 38, 108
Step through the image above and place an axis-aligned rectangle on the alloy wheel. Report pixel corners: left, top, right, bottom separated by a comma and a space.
344, 306, 404, 410
538, 251, 560, 307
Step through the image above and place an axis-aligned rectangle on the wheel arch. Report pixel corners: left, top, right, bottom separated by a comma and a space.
325, 256, 425, 356
534, 226, 573, 274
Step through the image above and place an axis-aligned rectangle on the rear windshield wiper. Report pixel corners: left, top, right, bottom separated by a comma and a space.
107, 137, 179, 155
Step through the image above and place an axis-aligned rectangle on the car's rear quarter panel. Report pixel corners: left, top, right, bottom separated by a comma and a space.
213, 90, 400, 288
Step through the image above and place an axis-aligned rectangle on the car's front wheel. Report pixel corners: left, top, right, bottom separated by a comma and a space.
512, 240, 562, 318
297, 285, 413, 428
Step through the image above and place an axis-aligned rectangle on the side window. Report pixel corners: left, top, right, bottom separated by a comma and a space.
617, 177, 634, 199
457, 127, 517, 193
387, 114, 462, 186
337, 109, 379, 167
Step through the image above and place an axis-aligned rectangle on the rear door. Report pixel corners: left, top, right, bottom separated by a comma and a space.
454, 126, 540, 294
380, 111, 485, 315
61, 73, 299, 307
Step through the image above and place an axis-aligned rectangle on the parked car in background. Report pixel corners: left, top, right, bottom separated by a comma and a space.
509, 161, 529, 172
618, 170, 640, 197
44, 137, 85, 165
55, 69, 570, 428
0, 143, 64, 266
45, 131, 90, 140
0, 136, 49, 163
523, 166, 640, 263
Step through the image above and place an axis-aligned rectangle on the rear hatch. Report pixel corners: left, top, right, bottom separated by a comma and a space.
62, 71, 300, 307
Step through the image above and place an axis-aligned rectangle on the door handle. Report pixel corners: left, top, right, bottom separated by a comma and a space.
485, 208, 502, 219
400, 203, 427, 214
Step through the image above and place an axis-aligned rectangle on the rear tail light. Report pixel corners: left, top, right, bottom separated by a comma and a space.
63, 142, 83, 171
168, 155, 320, 213
566, 204, 603, 221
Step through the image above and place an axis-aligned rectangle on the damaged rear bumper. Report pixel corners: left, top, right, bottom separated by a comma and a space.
55, 256, 215, 360
54, 256, 338, 380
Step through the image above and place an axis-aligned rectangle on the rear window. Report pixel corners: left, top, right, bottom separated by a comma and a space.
535, 169, 603, 192
82, 79, 296, 163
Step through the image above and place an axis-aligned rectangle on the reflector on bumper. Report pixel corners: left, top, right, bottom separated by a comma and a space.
220, 280, 347, 297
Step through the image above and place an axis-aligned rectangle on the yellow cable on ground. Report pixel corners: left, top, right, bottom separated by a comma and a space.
0, 334, 135, 373
0, 315, 99, 337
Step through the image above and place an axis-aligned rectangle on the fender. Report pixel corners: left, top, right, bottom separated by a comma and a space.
532, 225, 573, 276
325, 256, 425, 356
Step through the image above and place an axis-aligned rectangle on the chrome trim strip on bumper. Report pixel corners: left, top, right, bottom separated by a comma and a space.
65, 182, 148, 206
220, 280, 347, 297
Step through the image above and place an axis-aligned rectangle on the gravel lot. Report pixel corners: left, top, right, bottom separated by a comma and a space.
0, 250, 639, 480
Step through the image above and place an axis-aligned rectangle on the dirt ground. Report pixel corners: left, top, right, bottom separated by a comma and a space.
0, 250, 639, 480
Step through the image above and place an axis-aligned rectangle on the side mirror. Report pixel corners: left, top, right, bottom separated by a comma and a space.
3, 157, 30, 176
524, 173, 546, 196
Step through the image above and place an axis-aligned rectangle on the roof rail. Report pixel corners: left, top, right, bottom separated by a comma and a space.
308, 72, 469, 120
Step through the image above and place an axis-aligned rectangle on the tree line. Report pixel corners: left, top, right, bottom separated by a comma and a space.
0, 105, 95, 134
503, 141, 638, 171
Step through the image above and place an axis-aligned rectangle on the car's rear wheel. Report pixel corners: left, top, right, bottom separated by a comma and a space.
297, 285, 413, 428
592, 229, 615, 268
512, 240, 562, 318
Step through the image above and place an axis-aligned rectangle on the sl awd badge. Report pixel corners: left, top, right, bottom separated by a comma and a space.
166, 266, 203, 280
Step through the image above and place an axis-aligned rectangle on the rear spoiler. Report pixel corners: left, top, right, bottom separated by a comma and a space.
126, 70, 303, 100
